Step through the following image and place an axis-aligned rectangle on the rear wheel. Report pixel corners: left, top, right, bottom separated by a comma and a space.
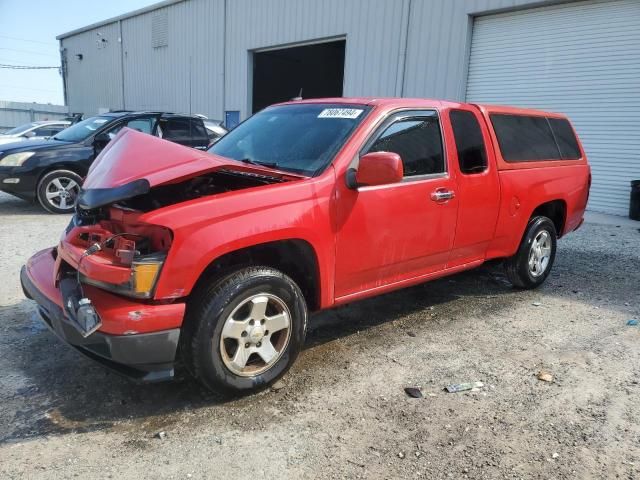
181, 267, 307, 393
36, 170, 82, 214
504, 216, 557, 289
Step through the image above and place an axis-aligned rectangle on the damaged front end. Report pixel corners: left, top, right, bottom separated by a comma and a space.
22, 129, 297, 380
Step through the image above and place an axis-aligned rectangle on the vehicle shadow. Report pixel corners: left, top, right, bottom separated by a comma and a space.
2, 245, 628, 444
0, 263, 519, 443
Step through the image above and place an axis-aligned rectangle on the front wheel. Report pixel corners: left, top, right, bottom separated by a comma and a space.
504, 216, 557, 289
36, 170, 82, 214
181, 267, 308, 393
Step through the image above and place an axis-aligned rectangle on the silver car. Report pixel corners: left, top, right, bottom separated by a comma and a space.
0, 120, 71, 145
203, 119, 228, 143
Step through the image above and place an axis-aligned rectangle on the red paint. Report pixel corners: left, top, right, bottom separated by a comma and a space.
355, 152, 404, 186
25, 249, 185, 334
25, 98, 590, 337
85, 128, 303, 189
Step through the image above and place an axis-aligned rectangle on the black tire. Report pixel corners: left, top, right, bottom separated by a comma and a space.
181, 266, 308, 393
504, 216, 557, 289
36, 169, 82, 214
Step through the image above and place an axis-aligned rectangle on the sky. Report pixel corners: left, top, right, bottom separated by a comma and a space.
0, 0, 159, 105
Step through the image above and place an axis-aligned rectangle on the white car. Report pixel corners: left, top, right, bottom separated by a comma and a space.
0, 120, 71, 145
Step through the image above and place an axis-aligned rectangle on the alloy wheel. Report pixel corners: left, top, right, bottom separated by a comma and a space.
528, 230, 552, 277
44, 176, 79, 211
219, 293, 292, 377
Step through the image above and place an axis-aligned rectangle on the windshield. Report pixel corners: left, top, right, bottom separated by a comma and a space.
207, 103, 370, 176
3, 123, 36, 136
53, 116, 115, 142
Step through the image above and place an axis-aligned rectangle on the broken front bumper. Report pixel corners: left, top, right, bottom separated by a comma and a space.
21, 248, 185, 382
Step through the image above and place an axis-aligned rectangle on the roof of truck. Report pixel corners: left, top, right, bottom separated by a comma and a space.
276, 97, 565, 118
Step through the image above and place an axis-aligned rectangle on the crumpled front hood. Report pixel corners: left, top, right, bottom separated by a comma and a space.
77, 128, 300, 211
83, 128, 226, 189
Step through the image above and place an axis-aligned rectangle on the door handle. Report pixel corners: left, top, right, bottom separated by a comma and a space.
430, 189, 455, 202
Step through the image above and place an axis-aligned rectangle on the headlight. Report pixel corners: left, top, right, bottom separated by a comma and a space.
0, 151, 35, 167
80, 253, 165, 299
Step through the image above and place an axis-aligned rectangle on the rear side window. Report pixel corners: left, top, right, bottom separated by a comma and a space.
34, 127, 56, 137
450, 110, 487, 174
367, 112, 444, 177
126, 118, 155, 134
548, 118, 581, 159
490, 114, 560, 162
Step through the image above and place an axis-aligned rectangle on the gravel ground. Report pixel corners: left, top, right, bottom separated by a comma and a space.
0, 190, 639, 479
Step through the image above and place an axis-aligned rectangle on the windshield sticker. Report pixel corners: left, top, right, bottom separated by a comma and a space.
94, 119, 108, 124
318, 108, 363, 119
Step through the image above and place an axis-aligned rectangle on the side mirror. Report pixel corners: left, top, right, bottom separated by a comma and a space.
22, 131, 36, 138
93, 132, 111, 145
346, 151, 404, 189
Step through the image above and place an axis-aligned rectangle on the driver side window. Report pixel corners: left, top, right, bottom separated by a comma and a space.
367, 112, 444, 177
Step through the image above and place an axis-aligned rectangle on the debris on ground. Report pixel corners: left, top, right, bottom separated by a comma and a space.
552, 452, 559, 459
532, 302, 542, 307
154, 431, 167, 440
407, 331, 417, 337
398, 452, 405, 459
537, 370, 554, 383
445, 381, 484, 393
271, 380, 286, 391
404, 386, 423, 398
626, 319, 638, 326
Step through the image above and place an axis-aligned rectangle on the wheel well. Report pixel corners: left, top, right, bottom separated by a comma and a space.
194, 240, 321, 311
531, 200, 566, 237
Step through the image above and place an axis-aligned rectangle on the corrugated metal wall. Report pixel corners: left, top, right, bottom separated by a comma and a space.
121, 0, 225, 117
60, 0, 567, 119
0, 101, 68, 131
59, 0, 639, 215
224, 0, 410, 118
61, 22, 124, 115
402, 0, 544, 99
466, 0, 640, 215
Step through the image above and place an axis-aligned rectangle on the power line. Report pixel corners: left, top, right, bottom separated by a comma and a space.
0, 63, 60, 70
0, 47, 58, 57
0, 34, 53, 46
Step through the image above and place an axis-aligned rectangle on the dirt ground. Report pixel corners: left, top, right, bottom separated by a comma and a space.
0, 191, 639, 479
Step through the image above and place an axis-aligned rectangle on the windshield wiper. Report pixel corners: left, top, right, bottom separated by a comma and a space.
240, 158, 280, 170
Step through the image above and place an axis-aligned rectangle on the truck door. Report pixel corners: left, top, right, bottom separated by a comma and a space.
334, 109, 458, 300
444, 107, 500, 267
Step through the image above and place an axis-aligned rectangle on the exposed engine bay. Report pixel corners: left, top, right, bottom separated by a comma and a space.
118, 169, 286, 212
74, 168, 287, 221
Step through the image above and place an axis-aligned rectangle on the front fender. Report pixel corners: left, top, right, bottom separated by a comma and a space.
142, 174, 336, 307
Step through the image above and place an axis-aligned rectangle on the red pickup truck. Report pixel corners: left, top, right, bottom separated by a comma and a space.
21, 98, 590, 392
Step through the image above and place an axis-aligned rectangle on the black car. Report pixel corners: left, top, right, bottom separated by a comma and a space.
0, 111, 210, 213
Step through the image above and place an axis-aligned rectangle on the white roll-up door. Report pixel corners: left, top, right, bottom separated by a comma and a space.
466, 0, 640, 215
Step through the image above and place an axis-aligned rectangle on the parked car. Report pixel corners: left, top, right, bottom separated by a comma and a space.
0, 111, 211, 213
21, 98, 590, 393
203, 119, 228, 143
0, 120, 71, 145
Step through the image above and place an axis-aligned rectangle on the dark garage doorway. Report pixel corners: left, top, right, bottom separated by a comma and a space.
251, 39, 345, 113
